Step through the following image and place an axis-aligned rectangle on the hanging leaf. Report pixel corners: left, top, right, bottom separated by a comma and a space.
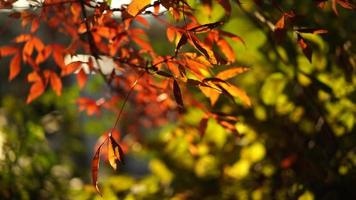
26, 81, 45, 104
107, 135, 125, 170
297, 34, 313, 63
77, 68, 87, 89
9, 52, 21, 81
50, 72, 62, 96
92, 140, 106, 196
173, 79, 184, 111
127, 0, 151, 16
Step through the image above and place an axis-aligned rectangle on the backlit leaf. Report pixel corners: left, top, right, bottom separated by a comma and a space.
50, 72, 62, 96
9, 52, 21, 81
127, 0, 151, 16
26, 81, 45, 104
107, 135, 125, 170
92, 140, 105, 196
216, 67, 249, 80
0, 46, 18, 56
77, 68, 87, 89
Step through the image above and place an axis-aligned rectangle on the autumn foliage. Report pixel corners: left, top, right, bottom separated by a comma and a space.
0, 0, 355, 196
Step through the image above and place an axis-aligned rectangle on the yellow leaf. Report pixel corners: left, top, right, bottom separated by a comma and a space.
216, 67, 249, 80
220, 83, 251, 107
127, 0, 151, 16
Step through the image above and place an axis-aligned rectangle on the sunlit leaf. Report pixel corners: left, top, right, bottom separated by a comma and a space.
216, 67, 249, 80
9, 52, 21, 80
92, 140, 106, 196
50, 72, 62, 96
107, 135, 125, 170
127, 0, 151, 16
26, 81, 45, 104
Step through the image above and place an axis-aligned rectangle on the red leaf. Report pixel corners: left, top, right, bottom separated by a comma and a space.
0, 46, 18, 56
52, 44, 65, 68
26, 81, 45, 104
92, 140, 106, 196
76, 68, 87, 89
9, 53, 21, 81
31, 18, 40, 33
50, 72, 62, 96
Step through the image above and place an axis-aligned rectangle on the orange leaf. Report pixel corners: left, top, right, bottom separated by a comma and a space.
14, 34, 31, 43
36, 45, 52, 64
9, 53, 21, 81
166, 26, 176, 42
127, 0, 151, 16
26, 81, 45, 104
275, 15, 285, 29
52, 47, 65, 68
27, 71, 41, 82
92, 140, 106, 196
50, 72, 62, 96
220, 83, 251, 107
189, 33, 217, 64
23, 39, 34, 56
217, 39, 235, 62
219, 31, 245, 45
61, 61, 82, 76
0, 46, 18, 56
216, 67, 249, 80
107, 135, 125, 170
32, 37, 45, 52
132, 36, 153, 51
199, 83, 221, 106
76, 68, 87, 89
31, 18, 40, 33
297, 34, 312, 62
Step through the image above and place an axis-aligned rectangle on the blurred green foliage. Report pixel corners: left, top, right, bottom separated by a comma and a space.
1, 1, 356, 200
